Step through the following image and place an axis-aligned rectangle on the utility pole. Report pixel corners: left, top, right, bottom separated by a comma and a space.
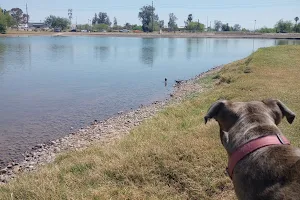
152, 1, 154, 32
210, 21, 212, 32
68, 9, 73, 27
26, 3, 28, 24
26, 3, 28, 31
254, 20, 256, 33
207, 16, 208, 32
198, 19, 200, 31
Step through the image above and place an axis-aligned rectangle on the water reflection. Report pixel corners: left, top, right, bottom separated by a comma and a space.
212, 39, 229, 56
168, 38, 176, 59
0, 43, 7, 75
94, 46, 110, 62
186, 38, 204, 59
276, 39, 298, 45
50, 44, 68, 59
0, 43, 32, 75
140, 38, 157, 66
15, 44, 30, 66
186, 38, 192, 60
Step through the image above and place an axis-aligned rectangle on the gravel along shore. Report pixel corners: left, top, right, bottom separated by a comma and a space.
0, 66, 222, 184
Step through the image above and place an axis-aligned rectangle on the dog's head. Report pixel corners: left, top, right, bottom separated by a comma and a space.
204, 99, 295, 147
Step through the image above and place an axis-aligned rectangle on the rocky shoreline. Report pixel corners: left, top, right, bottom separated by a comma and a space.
0, 66, 222, 184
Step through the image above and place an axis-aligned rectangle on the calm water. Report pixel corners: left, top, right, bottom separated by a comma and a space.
0, 36, 299, 167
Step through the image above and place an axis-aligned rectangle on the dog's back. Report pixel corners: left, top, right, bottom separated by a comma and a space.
205, 99, 299, 200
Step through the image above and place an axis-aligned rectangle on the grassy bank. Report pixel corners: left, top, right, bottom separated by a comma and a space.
1, 45, 300, 199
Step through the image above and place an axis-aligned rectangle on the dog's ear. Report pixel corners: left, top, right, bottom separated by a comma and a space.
263, 99, 296, 124
276, 100, 296, 124
204, 100, 226, 124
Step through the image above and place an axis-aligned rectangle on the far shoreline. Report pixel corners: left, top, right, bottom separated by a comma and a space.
1, 31, 300, 39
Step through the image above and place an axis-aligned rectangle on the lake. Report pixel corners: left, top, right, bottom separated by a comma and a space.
0, 36, 299, 167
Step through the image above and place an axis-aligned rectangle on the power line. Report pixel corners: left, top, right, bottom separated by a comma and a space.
11, 0, 299, 11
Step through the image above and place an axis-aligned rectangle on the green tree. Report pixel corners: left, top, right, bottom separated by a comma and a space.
186, 21, 205, 32
188, 14, 193, 23
98, 12, 111, 26
45, 15, 70, 30
214, 20, 222, 31
5, 13, 16, 27
77, 24, 91, 31
168, 13, 178, 31
132, 24, 143, 31
10, 8, 24, 28
92, 13, 98, 25
148, 21, 160, 32
294, 17, 299, 32
0, 9, 7, 33
138, 5, 159, 32
0, 7, 16, 33
0, 24, 5, 33
275, 19, 293, 33
258, 26, 276, 33
22, 13, 29, 24
221, 23, 230, 31
92, 12, 111, 26
233, 24, 241, 31
185, 14, 193, 27
113, 17, 117, 27
93, 23, 109, 32
295, 17, 299, 25
124, 23, 132, 30
159, 20, 164, 29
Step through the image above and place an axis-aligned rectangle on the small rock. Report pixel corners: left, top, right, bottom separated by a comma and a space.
0, 176, 8, 183
175, 80, 183, 84
0, 169, 7, 175
53, 147, 60, 153
12, 166, 20, 174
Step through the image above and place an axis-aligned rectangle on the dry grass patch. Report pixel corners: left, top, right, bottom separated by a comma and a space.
1, 45, 300, 200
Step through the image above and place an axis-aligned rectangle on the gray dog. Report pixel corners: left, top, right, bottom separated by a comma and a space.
205, 99, 300, 200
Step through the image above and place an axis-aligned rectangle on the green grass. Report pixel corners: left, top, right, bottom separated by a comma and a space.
1, 45, 300, 200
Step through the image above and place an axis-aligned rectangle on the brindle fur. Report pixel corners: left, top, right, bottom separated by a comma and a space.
205, 99, 300, 200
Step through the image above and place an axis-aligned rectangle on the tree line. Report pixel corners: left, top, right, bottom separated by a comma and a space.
0, 4, 299, 34
258, 18, 300, 33
0, 7, 29, 33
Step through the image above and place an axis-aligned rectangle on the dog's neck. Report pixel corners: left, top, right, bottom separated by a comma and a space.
223, 114, 283, 155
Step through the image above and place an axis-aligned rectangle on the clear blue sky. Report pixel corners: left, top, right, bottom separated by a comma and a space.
1, 0, 299, 29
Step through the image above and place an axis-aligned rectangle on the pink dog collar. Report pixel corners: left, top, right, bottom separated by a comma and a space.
227, 134, 290, 179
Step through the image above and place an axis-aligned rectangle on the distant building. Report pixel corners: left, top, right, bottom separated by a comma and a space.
28, 23, 48, 29
18, 24, 28, 30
